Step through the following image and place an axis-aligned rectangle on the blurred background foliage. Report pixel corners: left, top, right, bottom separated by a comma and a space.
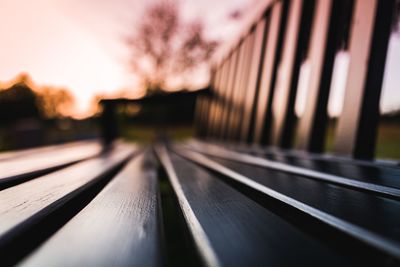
0, 74, 98, 151
0, 0, 398, 161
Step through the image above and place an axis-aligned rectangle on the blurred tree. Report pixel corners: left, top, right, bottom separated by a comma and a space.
126, 0, 218, 94
0, 73, 75, 122
0, 74, 41, 125
36, 87, 74, 119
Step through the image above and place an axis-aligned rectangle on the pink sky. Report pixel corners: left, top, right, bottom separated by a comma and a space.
0, 0, 399, 118
0, 0, 253, 118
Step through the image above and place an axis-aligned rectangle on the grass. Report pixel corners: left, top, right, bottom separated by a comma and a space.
325, 121, 400, 160
121, 124, 196, 144
1, 121, 398, 161
376, 123, 400, 160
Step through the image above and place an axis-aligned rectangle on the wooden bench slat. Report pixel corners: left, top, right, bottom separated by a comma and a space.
0, 141, 100, 162
184, 142, 400, 199
187, 141, 400, 194
263, 153, 400, 188
0, 144, 135, 241
175, 147, 400, 260
156, 145, 351, 267
252, 146, 400, 188
19, 151, 162, 267
0, 141, 103, 189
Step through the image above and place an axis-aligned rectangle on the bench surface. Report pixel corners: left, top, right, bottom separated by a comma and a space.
0, 140, 399, 266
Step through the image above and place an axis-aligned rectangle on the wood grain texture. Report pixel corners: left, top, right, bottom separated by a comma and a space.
187, 140, 400, 191
262, 152, 400, 190
19, 151, 162, 267
0, 144, 135, 240
157, 145, 350, 267
0, 141, 100, 162
0, 141, 103, 188
175, 147, 400, 260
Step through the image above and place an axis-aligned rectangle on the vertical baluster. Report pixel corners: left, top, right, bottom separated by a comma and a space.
334, 0, 395, 159
206, 64, 222, 138
235, 33, 255, 141
216, 56, 232, 138
210, 60, 226, 139
220, 51, 239, 140
271, 0, 316, 148
296, 0, 334, 152
254, 1, 289, 145
241, 19, 268, 143
228, 41, 246, 141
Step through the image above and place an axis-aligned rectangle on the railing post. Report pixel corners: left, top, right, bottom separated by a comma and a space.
100, 100, 119, 147
296, 0, 334, 152
270, 0, 315, 148
241, 19, 268, 144
334, 0, 394, 159
227, 40, 246, 141
254, 1, 289, 145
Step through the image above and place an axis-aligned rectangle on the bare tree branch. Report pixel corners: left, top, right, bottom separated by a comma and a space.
125, 0, 218, 94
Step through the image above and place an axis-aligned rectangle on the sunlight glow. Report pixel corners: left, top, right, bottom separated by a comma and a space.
327, 51, 350, 118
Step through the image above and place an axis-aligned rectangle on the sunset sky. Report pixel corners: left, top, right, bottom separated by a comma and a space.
0, 0, 399, 118
0, 0, 253, 118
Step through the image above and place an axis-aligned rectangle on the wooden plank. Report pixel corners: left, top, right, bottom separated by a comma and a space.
215, 57, 232, 138
293, 0, 354, 152
227, 41, 246, 141
195, 91, 204, 137
271, 0, 315, 148
240, 19, 267, 143
0, 141, 103, 189
156, 145, 351, 267
0, 140, 100, 162
205, 70, 216, 138
233, 35, 254, 141
204, 139, 399, 169
201, 96, 212, 139
224, 142, 400, 189
296, 0, 333, 151
219, 51, 238, 139
196, 68, 215, 135
197, 96, 208, 138
175, 147, 400, 261
0, 145, 135, 254
262, 152, 400, 190
334, 0, 395, 159
253, 1, 288, 144
246, 12, 271, 144
19, 151, 162, 267
194, 95, 205, 137
206, 67, 222, 138
211, 61, 228, 138
182, 142, 400, 199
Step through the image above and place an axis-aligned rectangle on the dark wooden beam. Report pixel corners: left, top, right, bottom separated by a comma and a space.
334, 0, 395, 159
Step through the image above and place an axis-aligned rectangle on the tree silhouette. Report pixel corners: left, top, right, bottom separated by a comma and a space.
126, 0, 218, 94
36, 87, 74, 119
0, 74, 41, 125
0, 74, 75, 122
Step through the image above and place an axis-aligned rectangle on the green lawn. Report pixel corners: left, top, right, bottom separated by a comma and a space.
376, 123, 400, 160
325, 121, 400, 160
2, 122, 399, 161
121, 125, 196, 144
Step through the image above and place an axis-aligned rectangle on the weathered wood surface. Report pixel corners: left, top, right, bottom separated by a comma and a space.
0, 141, 100, 162
0, 141, 103, 189
176, 143, 400, 263
157, 145, 352, 267
188, 140, 400, 192
0, 140, 399, 266
19, 151, 162, 267
0, 144, 135, 250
